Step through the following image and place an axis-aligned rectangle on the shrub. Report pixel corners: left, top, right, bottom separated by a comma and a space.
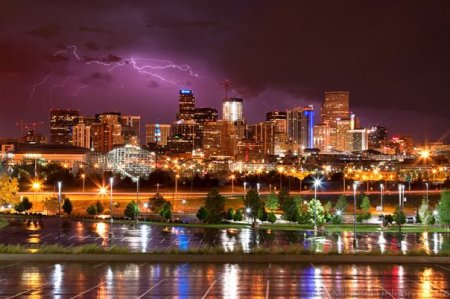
86, 204, 97, 215
226, 208, 235, 220
62, 198, 73, 215
233, 209, 243, 221
267, 212, 277, 223
95, 201, 104, 214
196, 206, 208, 222
124, 200, 140, 220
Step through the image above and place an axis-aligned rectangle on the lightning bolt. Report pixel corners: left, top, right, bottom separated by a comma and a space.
30, 45, 198, 101
29, 74, 51, 100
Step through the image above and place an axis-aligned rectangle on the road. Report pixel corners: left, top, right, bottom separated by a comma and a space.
0, 262, 448, 298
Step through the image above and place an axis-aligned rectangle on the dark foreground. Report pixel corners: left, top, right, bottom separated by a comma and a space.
0, 262, 449, 298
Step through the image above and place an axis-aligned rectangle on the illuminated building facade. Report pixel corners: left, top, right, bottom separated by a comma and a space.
222, 98, 243, 122
321, 91, 350, 149
313, 123, 331, 152
368, 125, 388, 149
346, 129, 369, 152
145, 123, 171, 146
177, 90, 195, 121
50, 109, 79, 145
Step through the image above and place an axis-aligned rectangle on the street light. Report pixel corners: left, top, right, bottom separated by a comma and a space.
109, 177, 114, 239
313, 178, 321, 234
230, 174, 235, 193
380, 183, 384, 212
57, 181, 62, 217
353, 181, 359, 248
143, 203, 149, 222
425, 182, 429, 201
81, 174, 86, 193
398, 184, 405, 246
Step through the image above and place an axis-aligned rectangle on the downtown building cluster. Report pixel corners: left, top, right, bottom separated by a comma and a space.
1, 89, 448, 180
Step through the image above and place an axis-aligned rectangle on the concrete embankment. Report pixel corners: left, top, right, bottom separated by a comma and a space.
1, 254, 449, 264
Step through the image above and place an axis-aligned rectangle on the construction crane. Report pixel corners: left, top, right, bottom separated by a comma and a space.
218, 79, 232, 100
15, 120, 44, 137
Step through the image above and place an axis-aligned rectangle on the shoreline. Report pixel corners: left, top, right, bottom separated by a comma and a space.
1, 253, 449, 264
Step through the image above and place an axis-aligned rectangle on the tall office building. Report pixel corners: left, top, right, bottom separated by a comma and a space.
321, 91, 350, 149
368, 125, 388, 149
222, 98, 243, 122
145, 123, 171, 146
300, 106, 315, 149
347, 129, 369, 152
313, 123, 331, 152
287, 105, 315, 152
121, 116, 141, 144
194, 108, 218, 123
50, 109, 79, 144
177, 90, 195, 121
321, 91, 350, 125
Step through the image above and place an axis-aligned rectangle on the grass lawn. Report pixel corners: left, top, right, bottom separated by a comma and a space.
0, 218, 8, 229
270, 223, 450, 233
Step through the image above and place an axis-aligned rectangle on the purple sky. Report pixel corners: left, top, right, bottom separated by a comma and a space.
1, 0, 449, 143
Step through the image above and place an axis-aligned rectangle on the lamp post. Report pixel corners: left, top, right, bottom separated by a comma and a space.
380, 183, 384, 212
353, 181, 358, 249
425, 182, 429, 201
175, 174, 179, 209
143, 203, 148, 222
156, 183, 160, 194
32, 181, 41, 205
57, 181, 62, 217
81, 174, 86, 193
313, 179, 321, 234
136, 176, 140, 222
109, 177, 114, 239
398, 184, 404, 247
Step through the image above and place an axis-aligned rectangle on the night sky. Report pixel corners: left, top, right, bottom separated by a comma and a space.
1, 0, 449, 143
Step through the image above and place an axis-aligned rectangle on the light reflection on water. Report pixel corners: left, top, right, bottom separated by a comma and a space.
2, 219, 450, 254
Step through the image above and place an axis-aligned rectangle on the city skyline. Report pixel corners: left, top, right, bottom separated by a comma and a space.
1, 1, 449, 143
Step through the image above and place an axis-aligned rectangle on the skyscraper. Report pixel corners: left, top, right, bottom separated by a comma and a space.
300, 106, 315, 149
145, 123, 171, 146
321, 91, 350, 149
177, 90, 195, 121
321, 91, 350, 124
287, 105, 315, 152
222, 98, 243, 122
50, 109, 79, 144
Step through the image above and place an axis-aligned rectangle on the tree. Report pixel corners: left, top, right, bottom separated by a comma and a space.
257, 207, 268, 222
335, 195, 348, 213
15, 197, 32, 213
360, 195, 371, 221
233, 209, 243, 221
159, 201, 172, 222
95, 201, 104, 214
267, 212, 277, 223
307, 199, 326, 226
22, 197, 33, 211
62, 198, 73, 215
148, 193, 166, 213
393, 207, 406, 225
196, 206, 208, 222
0, 174, 20, 205
323, 201, 333, 223
86, 204, 97, 215
226, 208, 235, 220
243, 189, 263, 226
124, 200, 140, 220
204, 189, 225, 224
277, 188, 290, 208
265, 192, 279, 212
418, 198, 431, 226
437, 189, 450, 228
281, 195, 300, 223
